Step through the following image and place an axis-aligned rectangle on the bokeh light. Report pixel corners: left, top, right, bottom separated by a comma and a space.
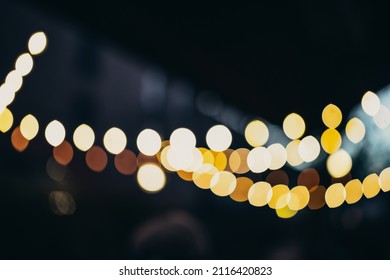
266, 170, 289, 186
267, 143, 287, 170
192, 164, 218, 189
345, 179, 363, 204
229, 148, 250, 174
20, 114, 39, 140
160, 145, 176, 172
137, 164, 166, 193
288, 186, 310, 211
298, 136, 320, 162
210, 171, 237, 196
321, 128, 342, 154
325, 183, 346, 208
206, 125, 232, 152
248, 181, 273, 207
167, 146, 194, 170
268, 184, 289, 209
136, 128, 162, 156
373, 105, 390, 129
322, 104, 342, 129
183, 148, 204, 172
230, 177, 253, 202
308, 185, 326, 210
247, 147, 271, 173
45, 120, 66, 147
361, 91, 380, 116
103, 127, 127, 154
276, 206, 298, 219
5, 70, 23, 92
326, 149, 352, 178
86, 146, 108, 172
15, 53, 33, 76
28, 31, 47, 55
362, 173, 381, 199
297, 168, 320, 188
283, 113, 305, 140
73, 124, 95, 152
53, 140, 74, 166
286, 140, 303, 166
11, 126, 29, 152
0, 108, 14, 133
46, 157, 67, 181
170, 128, 196, 150
244, 120, 269, 147
49, 191, 76, 216
213, 151, 227, 171
379, 167, 390, 192
345, 117, 365, 144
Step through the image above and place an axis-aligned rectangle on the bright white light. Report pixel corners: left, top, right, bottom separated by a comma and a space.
15, 53, 34, 76
362, 91, 380, 116
5, 70, 23, 93
373, 105, 390, 129
45, 120, 66, 147
267, 143, 287, 170
298, 135, 320, 162
137, 164, 166, 193
136, 129, 162, 156
247, 147, 271, 173
103, 127, 127, 154
170, 128, 196, 150
206, 124, 232, 152
28, 32, 47, 55
73, 124, 95, 152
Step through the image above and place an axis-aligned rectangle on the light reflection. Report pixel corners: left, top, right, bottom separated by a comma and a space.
53, 140, 74, 166
49, 191, 76, 216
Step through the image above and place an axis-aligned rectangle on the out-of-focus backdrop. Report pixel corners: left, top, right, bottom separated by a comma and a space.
1, 0, 390, 259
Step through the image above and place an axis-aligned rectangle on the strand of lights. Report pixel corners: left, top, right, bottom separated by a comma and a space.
3, 31, 390, 218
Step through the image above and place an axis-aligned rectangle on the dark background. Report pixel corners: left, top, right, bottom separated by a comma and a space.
0, 0, 390, 259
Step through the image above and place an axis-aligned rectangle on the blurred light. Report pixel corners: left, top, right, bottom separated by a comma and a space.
213, 152, 227, 171
15, 53, 33, 76
46, 157, 67, 181
322, 104, 342, 129
11, 126, 29, 152
267, 143, 287, 170
268, 184, 289, 209
0, 108, 13, 133
229, 148, 250, 174
199, 148, 214, 165
362, 173, 381, 199
210, 171, 237, 196
28, 31, 47, 55
362, 91, 380, 116
73, 124, 95, 152
308, 185, 326, 210
45, 120, 66, 147
276, 206, 298, 219
103, 127, 127, 154
137, 164, 166, 193
373, 105, 390, 129
160, 145, 176, 172
286, 140, 303, 166
206, 125, 232, 152
5, 70, 23, 92
136, 129, 162, 156
53, 140, 73, 166
325, 183, 345, 208
247, 147, 271, 173
288, 186, 310, 211
85, 146, 108, 172
244, 120, 269, 147
345, 117, 365, 144
230, 177, 253, 202
137, 153, 159, 167
379, 167, 390, 192
321, 128, 342, 154
266, 170, 289, 186
248, 181, 272, 207
298, 136, 320, 162
170, 128, 196, 150
49, 191, 76, 216
297, 168, 320, 188
167, 146, 193, 170
183, 148, 203, 172
345, 179, 363, 204
283, 113, 305, 140
20, 114, 39, 140
326, 149, 352, 178
192, 164, 218, 189
0, 84, 15, 107
177, 170, 193, 181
